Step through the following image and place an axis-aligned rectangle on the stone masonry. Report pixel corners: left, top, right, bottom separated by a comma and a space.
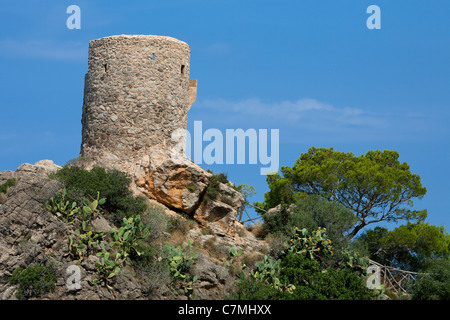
79, 34, 243, 236
80, 35, 197, 172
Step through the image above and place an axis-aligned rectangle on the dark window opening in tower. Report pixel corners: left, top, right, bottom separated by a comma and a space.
104, 64, 107, 72
181, 65, 185, 75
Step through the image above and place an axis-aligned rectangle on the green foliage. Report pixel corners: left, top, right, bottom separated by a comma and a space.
233, 252, 374, 300
411, 259, 450, 300
53, 165, 147, 225
284, 227, 334, 262
251, 255, 282, 289
8, 264, 57, 300
45, 181, 152, 289
339, 248, 369, 271
228, 276, 288, 300
358, 222, 450, 271
258, 147, 427, 238
46, 188, 79, 223
205, 170, 229, 201
47, 188, 106, 231
229, 248, 243, 258
91, 243, 125, 288
68, 233, 84, 261
253, 172, 298, 214
45, 189, 79, 222
263, 195, 357, 250
110, 215, 151, 259
69, 229, 106, 261
279, 253, 375, 300
79, 192, 106, 230
162, 240, 199, 296
232, 227, 374, 300
0, 178, 18, 194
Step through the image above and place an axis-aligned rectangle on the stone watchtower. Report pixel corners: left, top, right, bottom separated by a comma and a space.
78, 35, 244, 235
80, 35, 197, 172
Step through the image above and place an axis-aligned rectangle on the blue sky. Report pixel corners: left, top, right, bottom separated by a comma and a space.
1, 1, 449, 231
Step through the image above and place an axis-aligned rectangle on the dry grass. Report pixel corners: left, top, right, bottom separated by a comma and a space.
202, 236, 227, 262
247, 221, 267, 239
167, 229, 187, 247
0, 192, 7, 204
264, 233, 287, 259
240, 251, 264, 271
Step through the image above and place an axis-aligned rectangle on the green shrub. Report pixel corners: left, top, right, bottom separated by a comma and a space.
263, 194, 357, 250
284, 227, 334, 262
0, 178, 18, 194
52, 165, 147, 225
250, 255, 282, 289
205, 171, 229, 201
8, 264, 57, 300
228, 276, 289, 300
411, 259, 450, 300
162, 240, 199, 296
45, 188, 79, 222
279, 253, 374, 300
110, 215, 151, 259
232, 227, 375, 300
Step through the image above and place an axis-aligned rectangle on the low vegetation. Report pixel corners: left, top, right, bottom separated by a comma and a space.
6, 145, 448, 300
250, 147, 449, 300
8, 263, 58, 300
0, 178, 19, 204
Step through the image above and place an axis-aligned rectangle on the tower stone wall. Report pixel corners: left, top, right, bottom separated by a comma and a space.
77, 35, 242, 236
80, 35, 196, 171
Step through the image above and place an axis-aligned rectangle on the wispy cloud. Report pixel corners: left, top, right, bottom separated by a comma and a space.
189, 97, 444, 143
0, 39, 87, 61
202, 42, 232, 55
193, 97, 385, 128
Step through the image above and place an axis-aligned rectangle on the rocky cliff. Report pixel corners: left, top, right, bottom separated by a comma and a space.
0, 160, 266, 300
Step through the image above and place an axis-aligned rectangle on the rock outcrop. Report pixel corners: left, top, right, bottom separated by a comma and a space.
0, 161, 146, 300
0, 160, 266, 300
194, 182, 244, 237
135, 154, 211, 215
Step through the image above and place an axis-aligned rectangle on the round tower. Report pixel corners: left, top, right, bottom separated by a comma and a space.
80, 34, 196, 171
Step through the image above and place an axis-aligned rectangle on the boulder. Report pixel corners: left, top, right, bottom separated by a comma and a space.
15, 160, 61, 177
193, 182, 244, 236
135, 154, 211, 214
190, 253, 233, 300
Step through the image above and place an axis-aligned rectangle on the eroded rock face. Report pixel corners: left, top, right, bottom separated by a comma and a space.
135, 154, 211, 214
0, 160, 267, 301
0, 161, 147, 300
194, 182, 244, 237
190, 254, 233, 300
